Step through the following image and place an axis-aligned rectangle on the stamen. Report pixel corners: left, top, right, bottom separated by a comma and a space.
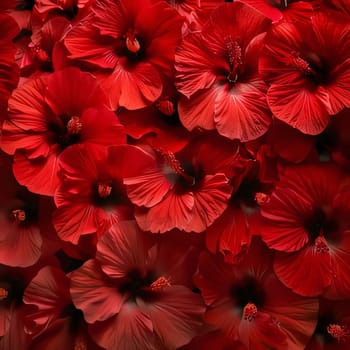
255, 192, 270, 205
125, 29, 140, 53
314, 235, 329, 254
243, 302, 258, 322
156, 148, 195, 186
224, 36, 242, 83
0, 288, 8, 301
327, 324, 350, 342
12, 209, 26, 222
289, 52, 316, 76
98, 183, 112, 198
67, 116, 82, 135
146, 276, 171, 292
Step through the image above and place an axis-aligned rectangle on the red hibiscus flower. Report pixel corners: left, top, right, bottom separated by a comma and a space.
23, 265, 103, 350
258, 163, 350, 298
124, 133, 234, 233
33, 0, 93, 22
53, 143, 153, 244
20, 16, 71, 76
237, 0, 317, 23
70, 221, 205, 349
64, 0, 183, 110
305, 298, 350, 350
206, 148, 276, 263
175, 2, 272, 142
1, 66, 125, 196
194, 238, 319, 349
259, 13, 350, 135
0, 13, 20, 119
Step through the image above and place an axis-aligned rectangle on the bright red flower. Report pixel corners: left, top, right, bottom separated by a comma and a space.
259, 13, 350, 135
194, 239, 319, 349
33, 0, 93, 22
23, 265, 103, 350
70, 221, 205, 349
1, 67, 124, 196
175, 2, 272, 142
124, 134, 234, 233
64, 0, 183, 110
258, 163, 350, 298
20, 16, 71, 76
237, 0, 317, 23
206, 151, 276, 263
53, 143, 153, 244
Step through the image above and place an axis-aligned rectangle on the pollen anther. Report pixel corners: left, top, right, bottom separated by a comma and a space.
12, 209, 26, 222
148, 276, 171, 291
125, 29, 141, 53
98, 183, 112, 198
243, 302, 258, 321
0, 288, 8, 301
314, 236, 329, 253
67, 116, 82, 135
327, 323, 350, 342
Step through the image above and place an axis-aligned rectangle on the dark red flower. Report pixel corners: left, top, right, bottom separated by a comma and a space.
53, 143, 152, 244
20, 16, 71, 75
259, 13, 350, 135
70, 221, 205, 349
175, 2, 272, 141
64, 0, 183, 110
194, 239, 319, 349
23, 265, 103, 350
124, 134, 234, 233
206, 151, 276, 263
0, 13, 20, 119
306, 299, 350, 350
258, 163, 350, 298
1, 67, 124, 195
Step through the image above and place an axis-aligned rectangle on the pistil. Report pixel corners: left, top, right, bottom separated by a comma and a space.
12, 209, 26, 222
98, 183, 112, 198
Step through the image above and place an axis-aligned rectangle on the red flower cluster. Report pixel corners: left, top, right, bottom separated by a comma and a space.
0, 0, 350, 349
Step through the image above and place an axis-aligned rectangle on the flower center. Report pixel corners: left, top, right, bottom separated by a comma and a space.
156, 148, 196, 186
327, 324, 350, 342
243, 302, 258, 321
125, 29, 141, 53
67, 116, 82, 135
31, 45, 50, 62
0, 288, 8, 301
230, 275, 265, 311
97, 183, 112, 198
12, 209, 26, 222
224, 36, 242, 83
290, 53, 316, 76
